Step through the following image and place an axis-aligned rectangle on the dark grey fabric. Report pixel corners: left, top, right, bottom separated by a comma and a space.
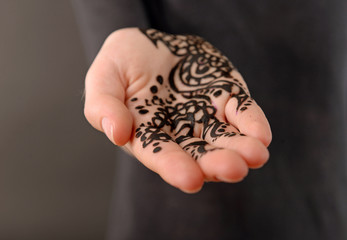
71, 0, 149, 62
72, 0, 347, 239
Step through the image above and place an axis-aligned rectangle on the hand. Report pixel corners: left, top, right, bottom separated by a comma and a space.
84, 28, 272, 193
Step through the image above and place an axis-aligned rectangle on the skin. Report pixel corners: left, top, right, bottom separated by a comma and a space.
84, 28, 272, 193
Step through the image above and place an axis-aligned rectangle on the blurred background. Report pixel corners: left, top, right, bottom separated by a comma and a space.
0, 1, 117, 239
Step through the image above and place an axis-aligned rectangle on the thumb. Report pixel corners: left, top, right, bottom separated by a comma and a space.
84, 94, 133, 146
84, 43, 133, 146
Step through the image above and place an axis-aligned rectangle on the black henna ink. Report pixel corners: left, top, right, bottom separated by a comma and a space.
153, 147, 162, 153
157, 75, 164, 85
213, 90, 222, 97
150, 86, 158, 93
139, 109, 149, 114
133, 29, 252, 159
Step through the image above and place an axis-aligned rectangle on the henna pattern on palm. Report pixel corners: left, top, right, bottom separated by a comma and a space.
133, 29, 252, 160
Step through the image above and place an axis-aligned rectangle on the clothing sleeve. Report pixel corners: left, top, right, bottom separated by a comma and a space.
71, 0, 149, 63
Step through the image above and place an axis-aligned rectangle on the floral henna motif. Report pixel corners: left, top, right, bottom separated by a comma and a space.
133, 29, 252, 159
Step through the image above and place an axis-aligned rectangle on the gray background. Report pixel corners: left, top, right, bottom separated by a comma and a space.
0, 1, 117, 239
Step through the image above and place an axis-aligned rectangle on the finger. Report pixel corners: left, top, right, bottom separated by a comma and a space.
84, 38, 133, 146
203, 123, 269, 169
131, 127, 204, 193
177, 137, 249, 182
225, 98, 272, 147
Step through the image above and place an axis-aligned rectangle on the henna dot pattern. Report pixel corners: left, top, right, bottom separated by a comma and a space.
213, 90, 222, 97
150, 86, 158, 94
157, 75, 164, 85
133, 29, 253, 158
139, 109, 149, 115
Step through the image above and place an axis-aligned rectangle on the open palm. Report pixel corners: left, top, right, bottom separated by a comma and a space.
84, 28, 272, 193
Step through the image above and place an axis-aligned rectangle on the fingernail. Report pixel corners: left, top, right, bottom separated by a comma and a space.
101, 118, 115, 144
180, 184, 203, 194
215, 176, 245, 183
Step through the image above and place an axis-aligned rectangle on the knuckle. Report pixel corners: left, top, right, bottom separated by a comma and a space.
83, 104, 93, 123
105, 27, 138, 46
83, 101, 100, 127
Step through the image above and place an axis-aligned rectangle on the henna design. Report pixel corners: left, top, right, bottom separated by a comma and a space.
133, 29, 252, 159
141, 28, 252, 109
